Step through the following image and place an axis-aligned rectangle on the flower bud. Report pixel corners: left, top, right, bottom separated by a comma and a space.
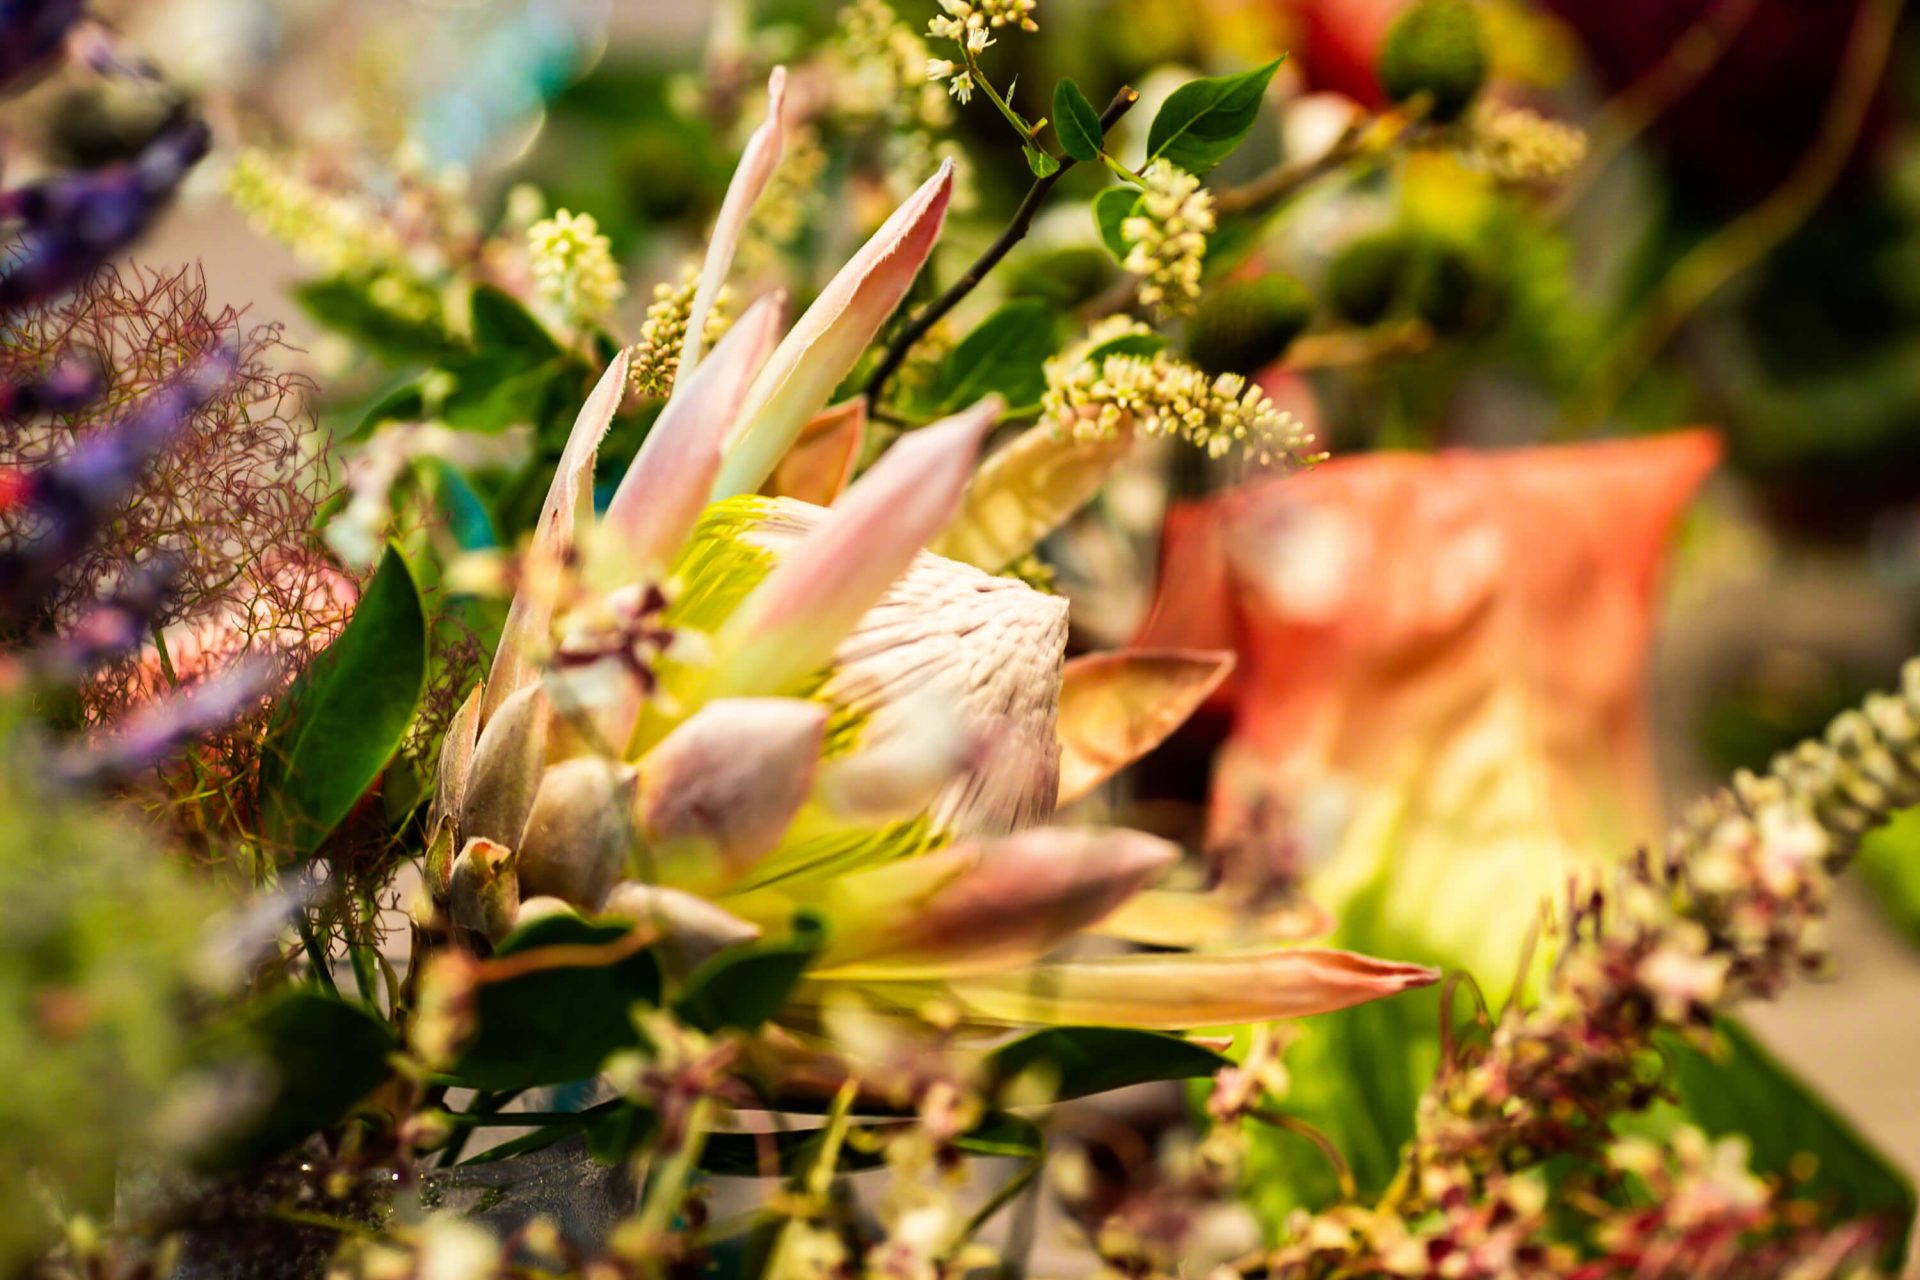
516, 756, 638, 910
459, 684, 550, 850
639, 697, 826, 883
602, 880, 761, 973
449, 837, 519, 943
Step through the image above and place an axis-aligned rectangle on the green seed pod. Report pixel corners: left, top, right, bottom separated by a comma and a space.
515, 756, 638, 911
449, 838, 520, 943
1405, 237, 1486, 335
1378, 0, 1489, 123
1186, 274, 1314, 376
1328, 231, 1414, 326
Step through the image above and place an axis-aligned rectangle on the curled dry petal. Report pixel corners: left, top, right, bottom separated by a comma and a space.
713, 396, 1002, 699
806, 827, 1180, 978
929, 420, 1136, 572
602, 293, 785, 579
603, 880, 762, 973
516, 756, 638, 910
450, 837, 520, 943
767, 399, 866, 506
1056, 649, 1236, 806
638, 697, 827, 885
711, 160, 955, 499
484, 350, 630, 722
460, 683, 551, 850
681, 66, 787, 379
928, 948, 1438, 1030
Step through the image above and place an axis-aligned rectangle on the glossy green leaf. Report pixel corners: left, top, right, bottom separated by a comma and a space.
1146, 58, 1282, 176
417, 457, 500, 552
1094, 186, 1140, 262
1023, 143, 1062, 178
349, 380, 427, 441
446, 915, 663, 1091
919, 301, 1061, 417
1083, 330, 1169, 363
194, 989, 395, 1170
1053, 79, 1104, 162
260, 545, 427, 854
294, 276, 460, 365
699, 1112, 1042, 1178
673, 914, 825, 1034
1645, 1019, 1916, 1266
442, 356, 573, 434
469, 283, 562, 362
983, 1026, 1227, 1103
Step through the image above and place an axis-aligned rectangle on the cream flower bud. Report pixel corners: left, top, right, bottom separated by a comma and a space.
516, 756, 639, 910
449, 838, 520, 942
459, 684, 551, 850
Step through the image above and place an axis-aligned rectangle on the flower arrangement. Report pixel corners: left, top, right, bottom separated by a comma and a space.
5, 1, 1919, 1278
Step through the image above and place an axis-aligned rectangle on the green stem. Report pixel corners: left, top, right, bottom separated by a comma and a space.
634, 1095, 717, 1277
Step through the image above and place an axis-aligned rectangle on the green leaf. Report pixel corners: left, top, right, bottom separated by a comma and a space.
919, 301, 1062, 417
1083, 330, 1168, 363
1053, 79, 1104, 162
469, 284, 562, 362
1145, 58, 1282, 176
294, 276, 460, 365
1642, 1019, 1916, 1266
446, 915, 663, 1091
417, 457, 500, 552
441, 356, 573, 434
673, 914, 825, 1034
699, 1112, 1042, 1178
1094, 186, 1141, 262
259, 546, 427, 854
349, 380, 427, 442
194, 989, 395, 1170
982, 1027, 1227, 1103
1023, 143, 1062, 178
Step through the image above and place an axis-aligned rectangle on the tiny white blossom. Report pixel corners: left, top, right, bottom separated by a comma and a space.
925, 57, 956, 80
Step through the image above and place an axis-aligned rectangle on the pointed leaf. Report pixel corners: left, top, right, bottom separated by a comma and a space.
712, 161, 955, 500
683, 66, 788, 379
1146, 58, 1283, 176
807, 827, 1179, 978
713, 396, 1000, 698
929, 419, 1134, 572
260, 545, 426, 855
1056, 649, 1234, 804
604, 293, 784, 576
1094, 186, 1140, 262
933, 948, 1437, 1030
983, 1026, 1227, 1103
674, 912, 826, 1033
1053, 79, 1105, 162
483, 350, 630, 721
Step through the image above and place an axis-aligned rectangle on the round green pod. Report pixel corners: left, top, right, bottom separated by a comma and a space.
1378, 0, 1489, 124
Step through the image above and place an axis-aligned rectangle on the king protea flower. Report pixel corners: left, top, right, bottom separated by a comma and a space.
424, 68, 1434, 1039
1139, 431, 1721, 987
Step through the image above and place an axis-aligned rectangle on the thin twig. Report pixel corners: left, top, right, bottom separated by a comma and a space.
863, 85, 1140, 411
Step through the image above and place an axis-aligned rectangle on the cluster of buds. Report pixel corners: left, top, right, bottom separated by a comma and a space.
924, 0, 1035, 104
1463, 104, 1589, 185
629, 265, 733, 400
1042, 329, 1323, 467
1123, 160, 1214, 318
227, 148, 406, 279
835, 0, 953, 132
526, 208, 626, 326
